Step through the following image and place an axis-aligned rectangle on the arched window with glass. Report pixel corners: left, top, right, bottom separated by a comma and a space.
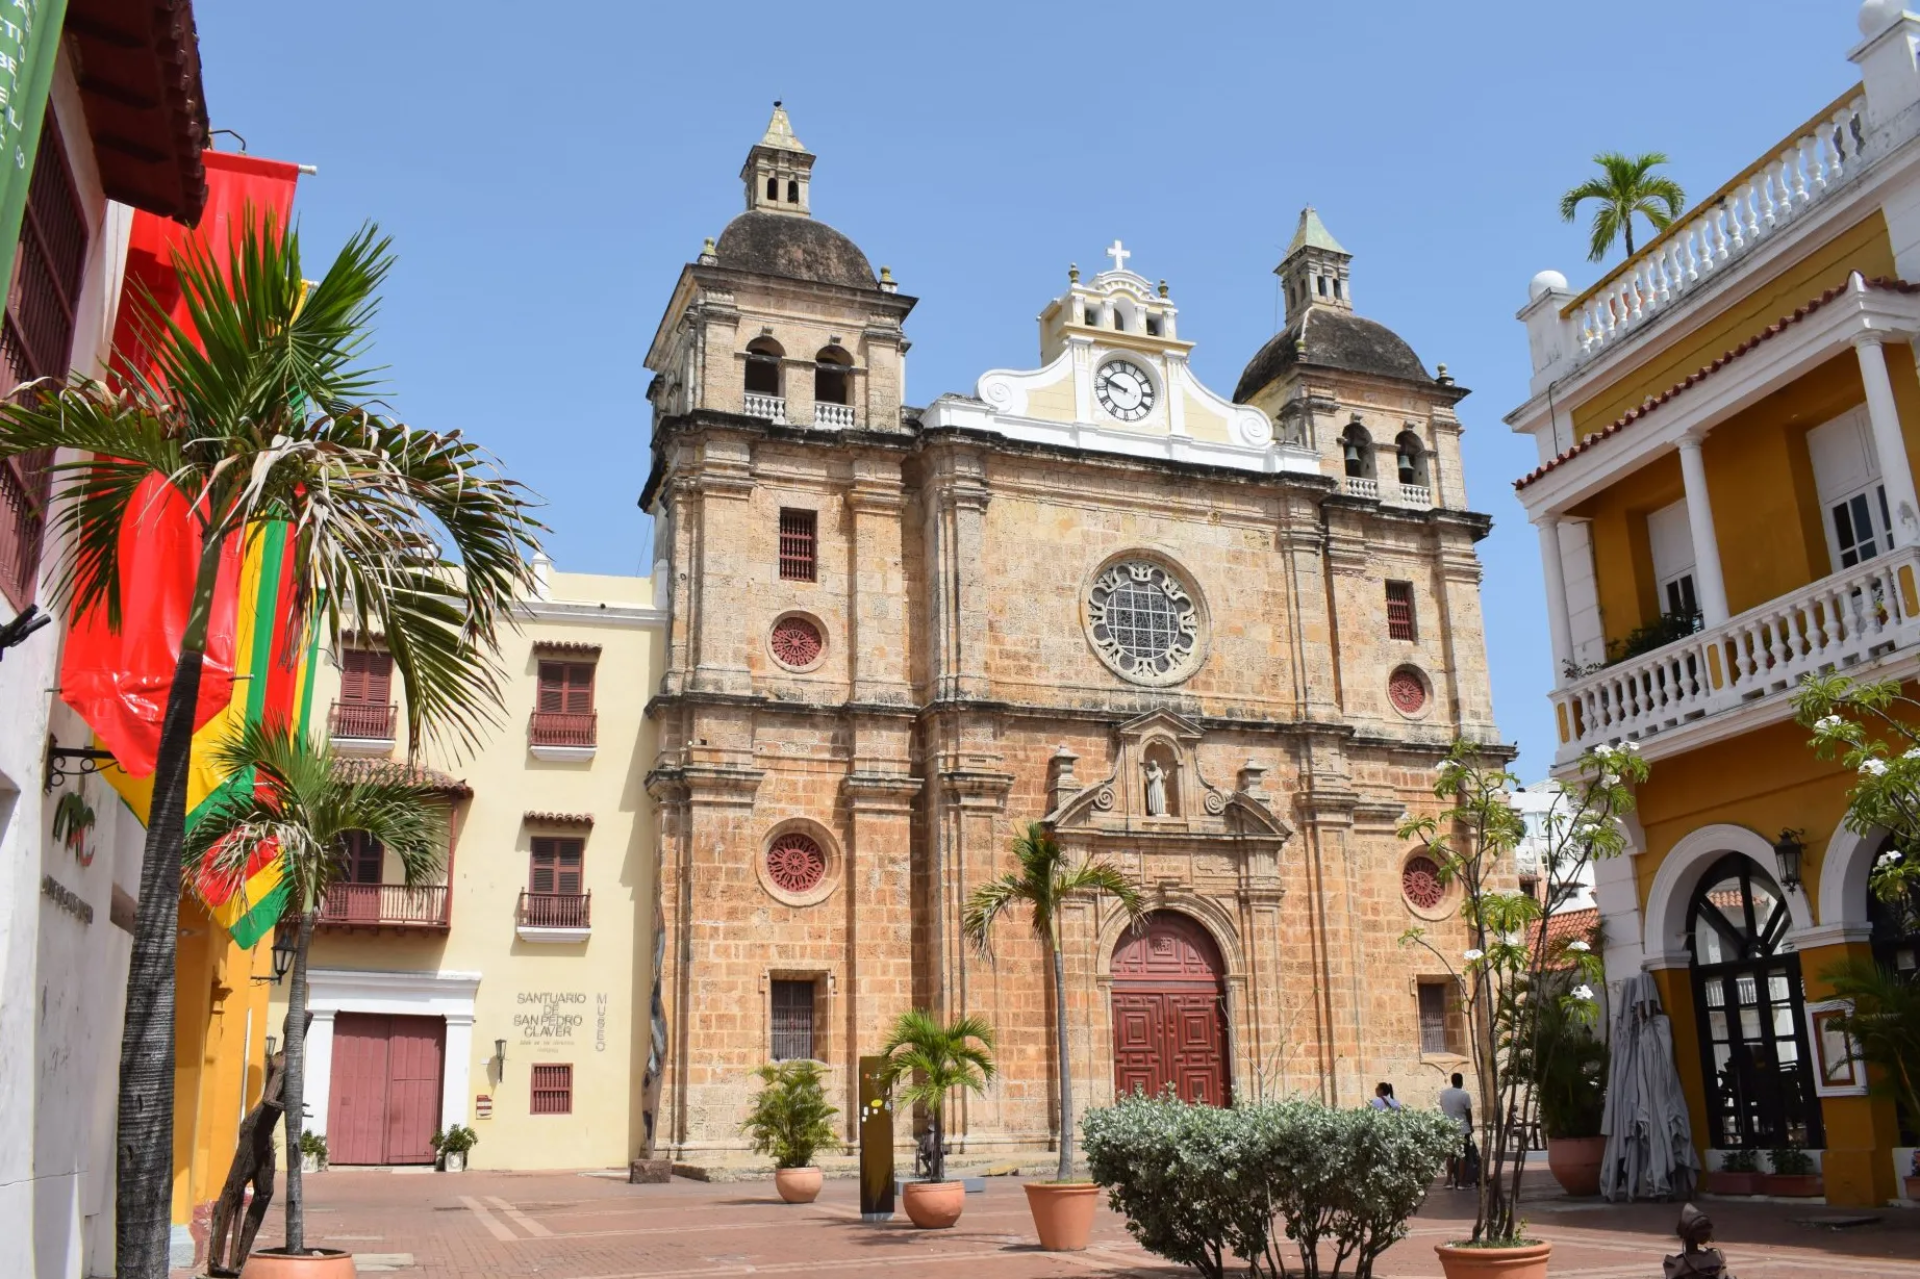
1688, 854, 1823, 1149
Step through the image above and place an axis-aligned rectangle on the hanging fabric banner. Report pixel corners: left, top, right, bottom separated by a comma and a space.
0, 0, 68, 302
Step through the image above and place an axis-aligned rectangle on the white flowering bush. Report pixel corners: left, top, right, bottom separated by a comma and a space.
1082, 1093, 1458, 1279
1797, 673, 1920, 923
1396, 741, 1644, 1245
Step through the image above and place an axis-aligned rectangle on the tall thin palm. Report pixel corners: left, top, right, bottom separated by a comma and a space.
963, 822, 1145, 1180
1559, 152, 1687, 262
0, 222, 541, 1278
877, 1010, 996, 1185
188, 720, 447, 1257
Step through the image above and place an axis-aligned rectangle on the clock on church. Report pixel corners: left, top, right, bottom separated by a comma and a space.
1095, 358, 1154, 422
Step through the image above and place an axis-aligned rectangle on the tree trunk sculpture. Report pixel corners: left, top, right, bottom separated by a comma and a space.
206, 1046, 288, 1277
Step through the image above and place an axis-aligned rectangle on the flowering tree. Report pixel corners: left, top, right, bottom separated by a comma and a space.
1397, 741, 1646, 1245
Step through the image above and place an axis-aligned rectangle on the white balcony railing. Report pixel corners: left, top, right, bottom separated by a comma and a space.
1342, 476, 1379, 499
1554, 545, 1920, 762
815, 402, 856, 428
1560, 93, 1869, 370
1397, 483, 1432, 508
744, 393, 787, 423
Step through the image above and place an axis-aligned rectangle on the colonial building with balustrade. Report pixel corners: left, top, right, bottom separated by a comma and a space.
638, 106, 1504, 1164
1512, 0, 1920, 1209
269, 560, 666, 1172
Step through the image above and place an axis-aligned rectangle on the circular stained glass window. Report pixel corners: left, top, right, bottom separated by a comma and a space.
1403, 855, 1445, 910
1389, 667, 1427, 715
766, 833, 826, 894
770, 615, 824, 669
1086, 560, 1203, 686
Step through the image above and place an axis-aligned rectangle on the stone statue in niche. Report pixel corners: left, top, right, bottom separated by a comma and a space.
1144, 759, 1168, 816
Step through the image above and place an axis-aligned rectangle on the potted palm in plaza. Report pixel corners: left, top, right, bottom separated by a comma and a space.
1706, 1148, 1763, 1196
0, 220, 539, 1279
431, 1125, 478, 1172
1399, 742, 1645, 1279
963, 821, 1145, 1250
190, 721, 448, 1276
741, 1060, 840, 1203
877, 1010, 996, 1229
1520, 982, 1609, 1196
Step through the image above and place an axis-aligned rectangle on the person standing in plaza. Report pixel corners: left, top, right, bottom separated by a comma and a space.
1438, 1072, 1476, 1187
1369, 1082, 1404, 1111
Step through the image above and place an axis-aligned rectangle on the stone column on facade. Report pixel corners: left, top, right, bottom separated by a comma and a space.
303, 1010, 338, 1139
663, 478, 698, 696
842, 762, 920, 1142
1276, 489, 1338, 721
690, 438, 758, 697
1854, 334, 1920, 548
927, 752, 1012, 1147
1675, 434, 1731, 626
1430, 525, 1498, 742
846, 456, 912, 706
924, 450, 992, 701
442, 1013, 475, 1132
1536, 516, 1575, 686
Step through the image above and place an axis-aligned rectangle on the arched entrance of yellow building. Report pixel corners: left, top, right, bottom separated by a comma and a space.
1687, 854, 1824, 1150
1110, 911, 1229, 1106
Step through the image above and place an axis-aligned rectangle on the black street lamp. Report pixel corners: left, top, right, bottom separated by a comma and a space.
1773, 828, 1806, 894
271, 930, 297, 983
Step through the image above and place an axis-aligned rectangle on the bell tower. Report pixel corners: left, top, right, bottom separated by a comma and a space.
740, 101, 813, 216
1278, 206, 1352, 322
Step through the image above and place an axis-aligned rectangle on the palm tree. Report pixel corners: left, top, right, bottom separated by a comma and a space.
0, 222, 541, 1278
189, 720, 447, 1259
877, 1010, 996, 1185
963, 822, 1145, 1181
1559, 152, 1687, 262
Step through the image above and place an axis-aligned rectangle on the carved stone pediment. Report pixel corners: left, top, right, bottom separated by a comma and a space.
1044, 711, 1291, 844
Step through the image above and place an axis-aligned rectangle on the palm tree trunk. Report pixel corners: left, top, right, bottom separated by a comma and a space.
116, 539, 225, 1279
282, 907, 317, 1255
1623, 217, 1636, 257
930, 1108, 944, 1185
1052, 943, 1074, 1181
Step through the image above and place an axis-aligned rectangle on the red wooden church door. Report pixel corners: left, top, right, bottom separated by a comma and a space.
1110, 912, 1229, 1105
327, 1013, 445, 1164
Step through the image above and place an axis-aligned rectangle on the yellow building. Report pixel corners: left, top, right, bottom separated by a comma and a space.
267, 560, 664, 1170
1511, 0, 1920, 1208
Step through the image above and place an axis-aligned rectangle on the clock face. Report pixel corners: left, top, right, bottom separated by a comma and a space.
1095, 359, 1155, 422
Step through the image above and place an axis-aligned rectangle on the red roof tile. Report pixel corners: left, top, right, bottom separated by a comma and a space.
1526, 906, 1600, 965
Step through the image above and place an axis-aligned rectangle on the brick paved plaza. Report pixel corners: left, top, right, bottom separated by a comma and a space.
210, 1166, 1920, 1278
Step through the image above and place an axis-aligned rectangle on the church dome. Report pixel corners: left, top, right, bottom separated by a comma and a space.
1232, 307, 1432, 402
713, 209, 875, 290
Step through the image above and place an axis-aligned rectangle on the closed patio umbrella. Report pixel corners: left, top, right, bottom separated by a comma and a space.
1601, 972, 1702, 1201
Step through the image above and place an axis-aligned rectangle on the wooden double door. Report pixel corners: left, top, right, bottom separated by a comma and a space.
327, 1013, 445, 1165
1111, 912, 1230, 1105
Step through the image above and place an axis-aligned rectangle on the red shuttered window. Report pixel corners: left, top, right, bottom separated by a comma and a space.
341, 648, 393, 705
778, 508, 816, 582
530, 837, 584, 896
344, 831, 385, 885
537, 661, 594, 714
531, 1063, 572, 1115
1385, 581, 1417, 642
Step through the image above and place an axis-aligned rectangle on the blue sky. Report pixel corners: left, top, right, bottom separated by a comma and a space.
197, 0, 1864, 780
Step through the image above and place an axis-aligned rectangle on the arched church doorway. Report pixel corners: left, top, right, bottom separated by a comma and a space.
1110, 911, 1229, 1105
1687, 854, 1823, 1149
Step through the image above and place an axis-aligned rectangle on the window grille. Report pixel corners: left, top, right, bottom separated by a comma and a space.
778, 509, 817, 582
771, 979, 815, 1061
531, 1063, 573, 1115
1418, 982, 1449, 1055
1386, 581, 1416, 641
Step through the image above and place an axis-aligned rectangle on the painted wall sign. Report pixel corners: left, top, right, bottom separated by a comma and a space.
514, 990, 588, 1041
595, 993, 608, 1052
41, 873, 92, 924
475, 1094, 493, 1120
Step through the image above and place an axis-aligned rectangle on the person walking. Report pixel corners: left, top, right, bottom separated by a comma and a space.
1369, 1081, 1403, 1111
1438, 1072, 1476, 1188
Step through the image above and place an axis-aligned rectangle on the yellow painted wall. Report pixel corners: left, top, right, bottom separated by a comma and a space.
270, 569, 662, 1171
1570, 211, 1896, 439
1570, 452, 1683, 649
172, 899, 274, 1232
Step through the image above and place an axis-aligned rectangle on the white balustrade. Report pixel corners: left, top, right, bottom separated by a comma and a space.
1343, 476, 1380, 499
1553, 545, 1920, 762
744, 393, 787, 423
1559, 95, 1870, 371
1397, 483, 1432, 508
815, 402, 856, 428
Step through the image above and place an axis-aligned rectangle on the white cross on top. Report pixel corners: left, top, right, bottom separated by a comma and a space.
1105, 239, 1131, 272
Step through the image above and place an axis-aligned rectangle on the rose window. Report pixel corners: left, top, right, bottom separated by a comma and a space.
1389, 667, 1427, 715
770, 615, 824, 669
1086, 560, 1203, 686
766, 833, 826, 894
1402, 855, 1445, 910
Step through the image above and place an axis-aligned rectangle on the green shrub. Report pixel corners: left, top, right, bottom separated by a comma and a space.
741, 1060, 840, 1170
431, 1124, 478, 1155
1720, 1149, 1759, 1173
1768, 1146, 1814, 1176
298, 1130, 327, 1161
1515, 990, 1607, 1139
1083, 1093, 1459, 1279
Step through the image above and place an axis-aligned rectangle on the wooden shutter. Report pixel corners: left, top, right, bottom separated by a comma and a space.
778, 509, 816, 582
342, 649, 393, 706
537, 661, 594, 714
770, 980, 815, 1061
345, 831, 384, 885
530, 1063, 572, 1115
530, 837, 584, 895
1385, 581, 1416, 642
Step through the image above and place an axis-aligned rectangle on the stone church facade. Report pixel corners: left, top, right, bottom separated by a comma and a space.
639, 106, 1501, 1162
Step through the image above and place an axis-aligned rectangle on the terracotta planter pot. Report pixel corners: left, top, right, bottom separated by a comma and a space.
774, 1166, 823, 1204
1702, 1170, 1763, 1195
901, 1180, 965, 1229
1761, 1173, 1823, 1197
1434, 1241, 1552, 1279
1904, 1174, 1920, 1201
245, 1248, 356, 1277
1024, 1182, 1099, 1251
1545, 1135, 1606, 1197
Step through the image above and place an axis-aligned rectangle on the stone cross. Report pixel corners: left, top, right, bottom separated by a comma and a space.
1106, 239, 1130, 272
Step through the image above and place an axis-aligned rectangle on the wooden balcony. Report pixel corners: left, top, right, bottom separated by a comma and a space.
518, 890, 590, 929
329, 700, 396, 742
318, 883, 450, 931
529, 710, 596, 748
